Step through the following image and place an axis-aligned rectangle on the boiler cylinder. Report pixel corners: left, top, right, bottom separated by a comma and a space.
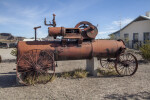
17, 40, 125, 61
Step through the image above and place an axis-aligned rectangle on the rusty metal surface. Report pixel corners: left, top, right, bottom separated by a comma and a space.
34, 26, 41, 41
115, 53, 138, 76
17, 49, 55, 85
17, 40, 125, 62
44, 14, 56, 27
48, 21, 98, 40
16, 18, 138, 85
75, 21, 98, 39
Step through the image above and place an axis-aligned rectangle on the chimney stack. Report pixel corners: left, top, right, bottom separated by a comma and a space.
146, 11, 150, 17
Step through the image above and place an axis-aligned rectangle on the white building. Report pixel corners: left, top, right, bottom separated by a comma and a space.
111, 12, 150, 48
23, 38, 42, 41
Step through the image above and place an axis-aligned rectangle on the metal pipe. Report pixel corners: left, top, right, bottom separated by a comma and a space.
34, 26, 41, 41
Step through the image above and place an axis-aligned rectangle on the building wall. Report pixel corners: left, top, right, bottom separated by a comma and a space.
120, 20, 150, 48
114, 32, 120, 40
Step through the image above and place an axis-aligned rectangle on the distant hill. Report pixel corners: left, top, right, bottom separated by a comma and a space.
0, 33, 25, 43
0, 33, 14, 40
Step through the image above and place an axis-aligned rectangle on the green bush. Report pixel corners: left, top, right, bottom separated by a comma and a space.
10, 48, 17, 56
140, 43, 150, 61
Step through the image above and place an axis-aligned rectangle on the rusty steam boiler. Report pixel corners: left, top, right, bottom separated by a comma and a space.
17, 14, 138, 85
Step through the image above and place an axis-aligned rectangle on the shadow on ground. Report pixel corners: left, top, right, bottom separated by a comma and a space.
104, 91, 150, 100
1, 59, 16, 63
138, 59, 149, 65
0, 72, 18, 88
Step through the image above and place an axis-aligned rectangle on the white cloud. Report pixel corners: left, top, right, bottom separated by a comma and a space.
0, 16, 13, 23
37, 30, 47, 38
0, 0, 100, 38
96, 30, 117, 39
17, 7, 47, 18
97, 18, 133, 39
0, 16, 34, 27
98, 30, 118, 34
112, 18, 133, 28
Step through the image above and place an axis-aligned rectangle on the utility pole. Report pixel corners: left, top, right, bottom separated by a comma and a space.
119, 15, 122, 31
119, 15, 122, 40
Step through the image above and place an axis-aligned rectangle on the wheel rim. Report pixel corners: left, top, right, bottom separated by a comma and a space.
17, 49, 55, 85
75, 21, 93, 29
75, 21, 98, 39
100, 58, 116, 69
115, 53, 138, 76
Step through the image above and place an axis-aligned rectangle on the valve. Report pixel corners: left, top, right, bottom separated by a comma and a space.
44, 14, 56, 27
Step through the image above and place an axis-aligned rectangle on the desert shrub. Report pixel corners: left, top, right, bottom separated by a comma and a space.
140, 43, 150, 61
72, 69, 88, 78
24, 73, 56, 85
61, 72, 72, 78
59, 69, 88, 79
97, 67, 118, 76
10, 48, 17, 56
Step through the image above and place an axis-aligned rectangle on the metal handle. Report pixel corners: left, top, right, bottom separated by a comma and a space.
34, 26, 41, 29
34, 26, 41, 41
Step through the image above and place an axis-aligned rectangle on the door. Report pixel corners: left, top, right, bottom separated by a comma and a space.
144, 32, 150, 43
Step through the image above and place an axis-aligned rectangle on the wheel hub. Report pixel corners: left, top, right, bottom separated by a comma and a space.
35, 64, 42, 72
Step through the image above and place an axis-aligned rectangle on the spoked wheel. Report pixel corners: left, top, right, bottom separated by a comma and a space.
75, 21, 98, 39
100, 58, 116, 69
75, 21, 93, 30
115, 53, 138, 76
17, 49, 55, 85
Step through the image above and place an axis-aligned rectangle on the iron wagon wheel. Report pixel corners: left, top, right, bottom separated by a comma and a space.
115, 53, 138, 76
16, 49, 55, 85
100, 58, 116, 69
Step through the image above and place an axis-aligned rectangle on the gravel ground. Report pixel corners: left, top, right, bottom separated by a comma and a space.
0, 48, 150, 100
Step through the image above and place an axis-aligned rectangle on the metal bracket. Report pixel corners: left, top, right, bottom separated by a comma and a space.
44, 14, 56, 27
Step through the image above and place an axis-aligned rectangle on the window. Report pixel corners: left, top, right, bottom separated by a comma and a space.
124, 33, 129, 42
144, 32, 150, 43
133, 33, 138, 42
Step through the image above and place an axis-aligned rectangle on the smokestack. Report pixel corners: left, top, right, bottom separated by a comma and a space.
146, 11, 150, 17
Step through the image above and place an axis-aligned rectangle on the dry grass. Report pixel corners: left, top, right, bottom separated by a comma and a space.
23, 73, 56, 85
61, 72, 72, 78
97, 66, 118, 76
60, 69, 89, 79
22, 66, 118, 85
10, 48, 17, 56
72, 69, 88, 78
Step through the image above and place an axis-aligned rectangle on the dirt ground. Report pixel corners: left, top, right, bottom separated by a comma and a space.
0, 48, 150, 100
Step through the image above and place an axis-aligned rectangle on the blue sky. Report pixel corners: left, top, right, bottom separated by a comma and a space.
0, 0, 150, 39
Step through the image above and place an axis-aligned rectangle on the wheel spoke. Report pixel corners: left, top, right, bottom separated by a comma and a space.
115, 53, 138, 76
100, 58, 116, 68
17, 49, 55, 85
